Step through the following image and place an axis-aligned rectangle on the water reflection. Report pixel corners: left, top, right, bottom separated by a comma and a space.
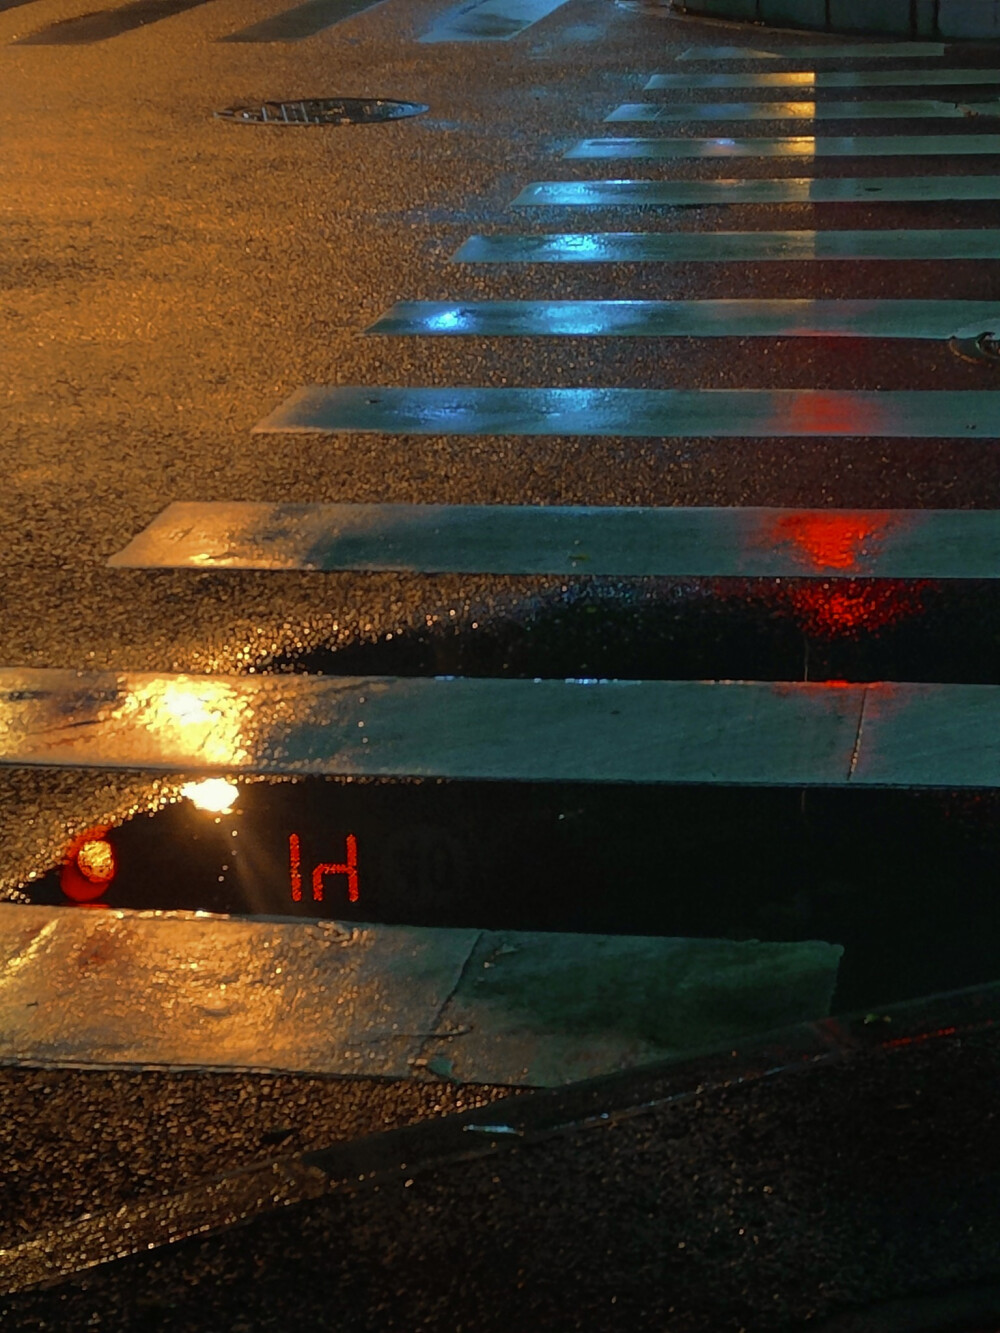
21, 778, 1000, 1011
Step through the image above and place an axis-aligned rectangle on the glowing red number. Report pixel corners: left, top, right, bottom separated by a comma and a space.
289, 833, 359, 904
289, 832, 303, 902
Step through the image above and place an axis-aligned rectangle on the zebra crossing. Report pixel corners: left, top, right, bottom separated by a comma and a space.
6, 39, 1000, 790
5, 0, 563, 42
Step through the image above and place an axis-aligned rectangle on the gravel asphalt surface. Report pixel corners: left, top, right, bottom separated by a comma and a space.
4, 0, 1000, 1324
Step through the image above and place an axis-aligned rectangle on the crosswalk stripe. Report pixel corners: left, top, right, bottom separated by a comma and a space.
676, 44, 947, 60
452, 229, 1000, 263
109, 502, 1000, 577
252, 386, 1000, 438
220, 0, 383, 42
646, 70, 1000, 90
607, 100, 1000, 122
512, 176, 1000, 206
2, 668, 999, 788
14, 0, 212, 44
366, 299, 1000, 339
419, 0, 569, 42
0, 910, 836, 1088
566, 135, 1000, 160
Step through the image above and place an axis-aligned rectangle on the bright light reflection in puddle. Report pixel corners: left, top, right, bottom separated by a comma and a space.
181, 778, 239, 813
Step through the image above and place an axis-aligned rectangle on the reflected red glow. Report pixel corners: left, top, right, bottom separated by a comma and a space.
60, 826, 117, 903
786, 581, 928, 639
770, 511, 894, 573
289, 832, 302, 903
881, 1025, 959, 1050
290, 833, 360, 904
313, 834, 359, 903
782, 391, 887, 437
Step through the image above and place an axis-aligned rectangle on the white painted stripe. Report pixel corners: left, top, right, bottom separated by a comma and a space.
0, 907, 840, 1086
647, 70, 1000, 89
607, 100, 1000, 122
452, 230, 1000, 263
109, 502, 1000, 578
1, 670, 999, 787
251, 386, 1000, 439
676, 44, 946, 60
366, 298, 1000, 339
512, 176, 1000, 205
420, 0, 568, 41
566, 135, 1000, 160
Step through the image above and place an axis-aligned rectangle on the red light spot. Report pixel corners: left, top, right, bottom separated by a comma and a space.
785, 581, 928, 639
289, 832, 302, 902
770, 511, 894, 573
309, 834, 359, 904
782, 391, 888, 437
60, 826, 116, 903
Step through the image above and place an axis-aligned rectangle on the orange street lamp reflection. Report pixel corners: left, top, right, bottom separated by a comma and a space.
180, 778, 239, 814
117, 677, 251, 769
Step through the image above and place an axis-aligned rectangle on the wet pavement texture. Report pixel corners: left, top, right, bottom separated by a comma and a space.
2, 994, 1000, 1330
5, 0, 1000, 1322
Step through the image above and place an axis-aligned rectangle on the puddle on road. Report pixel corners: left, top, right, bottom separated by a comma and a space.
18, 774, 1000, 1015
264, 578, 1000, 686
12, 581, 1000, 1020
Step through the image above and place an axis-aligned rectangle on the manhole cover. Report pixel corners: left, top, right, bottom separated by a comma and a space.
949, 330, 1000, 366
215, 97, 429, 126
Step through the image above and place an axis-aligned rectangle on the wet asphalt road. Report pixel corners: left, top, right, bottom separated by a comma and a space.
4, 0, 1000, 1324
3, 996, 1000, 1332
5, 0, 1000, 883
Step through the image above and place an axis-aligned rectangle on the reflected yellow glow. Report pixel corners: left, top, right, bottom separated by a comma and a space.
120, 678, 250, 768
181, 778, 240, 813
781, 73, 816, 88
77, 839, 115, 883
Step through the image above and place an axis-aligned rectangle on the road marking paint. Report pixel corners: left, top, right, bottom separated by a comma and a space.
14, 0, 212, 43
109, 502, 1000, 578
221, 0, 384, 41
420, 0, 568, 41
252, 386, 1000, 438
0, 908, 838, 1088
512, 176, 1000, 206
452, 229, 1000, 263
3, 669, 1000, 788
607, 100, 1000, 122
676, 44, 946, 60
646, 70, 1000, 90
366, 298, 1000, 340
567, 135, 1000, 159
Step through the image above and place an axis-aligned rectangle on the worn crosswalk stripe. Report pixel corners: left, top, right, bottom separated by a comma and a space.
366, 299, 1000, 339
420, 0, 569, 41
512, 176, 1000, 206
109, 502, 1000, 578
607, 100, 1000, 123
676, 44, 946, 60
646, 70, 1000, 90
252, 386, 1000, 438
14, 0, 212, 44
453, 230, 1000, 263
221, 0, 383, 42
2, 669, 999, 788
566, 135, 1000, 160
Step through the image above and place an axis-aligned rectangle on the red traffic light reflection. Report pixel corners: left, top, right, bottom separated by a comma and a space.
60, 826, 117, 903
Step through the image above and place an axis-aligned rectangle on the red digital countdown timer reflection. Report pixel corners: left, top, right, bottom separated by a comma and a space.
289, 833, 359, 904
